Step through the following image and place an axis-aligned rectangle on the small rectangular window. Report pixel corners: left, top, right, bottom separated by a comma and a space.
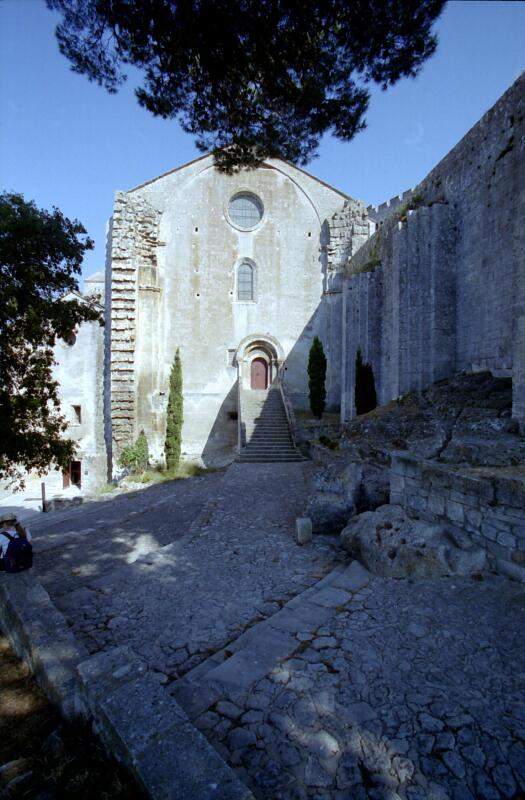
73, 405, 82, 423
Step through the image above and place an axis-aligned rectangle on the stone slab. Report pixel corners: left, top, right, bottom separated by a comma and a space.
308, 586, 352, 608
331, 561, 371, 592
269, 602, 333, 632
78, 645, 149, 707
170, 679, 223, 720
204, 630, 298, 691
97, 673, 188, 759
132, 720, 254, 800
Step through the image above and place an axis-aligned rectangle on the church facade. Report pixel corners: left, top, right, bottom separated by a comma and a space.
104, 155, 367, 473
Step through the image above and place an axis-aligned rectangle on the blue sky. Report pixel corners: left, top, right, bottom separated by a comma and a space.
1, 0, 524, 282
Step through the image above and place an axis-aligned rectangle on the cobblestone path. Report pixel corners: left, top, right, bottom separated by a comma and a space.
35, 464, 340, 677
31, 469, 226, 598
176, 567, 525, 800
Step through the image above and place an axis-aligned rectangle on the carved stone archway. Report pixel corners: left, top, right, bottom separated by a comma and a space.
235, 334, 284, 391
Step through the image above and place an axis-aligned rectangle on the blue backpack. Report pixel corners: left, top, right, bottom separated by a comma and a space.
3, 533, 33, 573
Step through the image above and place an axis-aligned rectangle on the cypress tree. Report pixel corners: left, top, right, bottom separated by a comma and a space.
308, 337, 327, 419
355, 349, 377, 415
165, 349, 183, 470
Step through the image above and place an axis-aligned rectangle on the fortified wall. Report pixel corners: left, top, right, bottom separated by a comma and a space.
337, 72, 525, 425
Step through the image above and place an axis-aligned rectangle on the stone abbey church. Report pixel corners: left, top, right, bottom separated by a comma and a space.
26, 72, 525, 495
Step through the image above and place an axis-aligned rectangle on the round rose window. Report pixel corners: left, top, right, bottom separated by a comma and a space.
228, 192, 263, 230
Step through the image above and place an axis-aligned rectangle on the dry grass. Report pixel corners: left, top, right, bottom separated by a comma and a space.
0, 636, 144, 799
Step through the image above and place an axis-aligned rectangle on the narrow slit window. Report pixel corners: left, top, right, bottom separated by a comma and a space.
237, 263, 254, 301
73, 405, 82, 423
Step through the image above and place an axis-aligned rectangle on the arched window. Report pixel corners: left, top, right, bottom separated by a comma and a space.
237, 262, 254, 301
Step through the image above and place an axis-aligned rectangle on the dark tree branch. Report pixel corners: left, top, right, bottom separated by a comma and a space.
46, 0, 444, 171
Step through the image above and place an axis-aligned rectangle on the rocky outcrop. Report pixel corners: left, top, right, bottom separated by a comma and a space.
341, 504, 486, 578
339, 371, 516, 468
305, 460, 389, 534
307, 371, 524, 580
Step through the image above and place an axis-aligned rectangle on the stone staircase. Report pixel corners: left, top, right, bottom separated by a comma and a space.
237, 387, 305, 463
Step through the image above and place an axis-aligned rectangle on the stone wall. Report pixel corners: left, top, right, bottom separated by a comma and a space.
341, 72, 525, 425
108, 192, 161, 456
391, 452, 525, 582
341, 202, 456, 419
323, 200, 371, 411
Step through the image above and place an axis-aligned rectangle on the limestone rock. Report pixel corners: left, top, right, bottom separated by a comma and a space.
306, 492, 354, 534
295, 517, 313, 545
340, 504, 486, 578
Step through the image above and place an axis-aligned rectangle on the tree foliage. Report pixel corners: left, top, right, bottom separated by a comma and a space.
308, 336, 327, 420
0, 192, 101, 486
355, 348, 377, 415
118, 429, 149, 473
46, 0, 445, 172
165, 349, 183, 469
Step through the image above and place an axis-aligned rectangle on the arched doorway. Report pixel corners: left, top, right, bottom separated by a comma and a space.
236, 334, 284, 392
250, 357, 268, 390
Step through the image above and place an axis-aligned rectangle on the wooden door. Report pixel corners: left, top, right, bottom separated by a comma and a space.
250, 358, 268, 390
70, 460, 82, 488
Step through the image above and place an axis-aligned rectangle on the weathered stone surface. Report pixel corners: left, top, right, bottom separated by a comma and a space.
340, 504, 486, 578
196, 569, 525, 800
0, 571, 88, 719
305, 492, 354, 535
295, 517, 313, 545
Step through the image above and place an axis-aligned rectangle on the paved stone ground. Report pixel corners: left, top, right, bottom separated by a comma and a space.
29, 464, 525, 800
31, 470, 226, 598
180, 569, 525, 800
33, 464, 340, 677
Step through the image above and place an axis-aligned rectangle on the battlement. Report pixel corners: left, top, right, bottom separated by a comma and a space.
366, 189, 413, 224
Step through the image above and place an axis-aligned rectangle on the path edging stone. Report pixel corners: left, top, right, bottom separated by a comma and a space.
79, 646, 255, 800
0, 574, 255, 799
172, 560, 370, 718
0, 571, 89, 719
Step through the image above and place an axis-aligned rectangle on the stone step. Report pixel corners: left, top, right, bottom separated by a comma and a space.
245, 434, 291, 440
245, 417, 288, 421
250, 419, 288, 425
244, 450, 295, 455
239, 386, 305, 463
236, 456, 305, 463
248, 426, 290, 432
243, 449, 298, 456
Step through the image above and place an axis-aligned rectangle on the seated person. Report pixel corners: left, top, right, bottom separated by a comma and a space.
0, 512, 32, 570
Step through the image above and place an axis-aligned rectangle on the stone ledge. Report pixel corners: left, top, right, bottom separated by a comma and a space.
79, 646, 254, 800
0, 571, 89, 719
0, 573, 256, 799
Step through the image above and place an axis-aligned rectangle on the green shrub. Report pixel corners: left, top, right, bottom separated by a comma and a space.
118, 429, 149, 473
355, 349, 377, 415
165, 348, 183, 470
396, 193, 424, 222
308, 336, 327, 419
319, 434, 338, 450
